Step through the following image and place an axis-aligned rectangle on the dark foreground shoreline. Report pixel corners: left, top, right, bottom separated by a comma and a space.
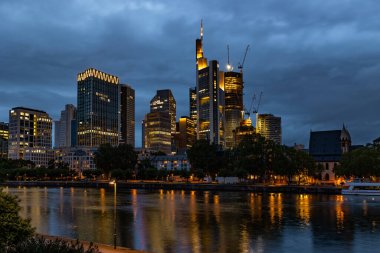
1, 180, 341, 194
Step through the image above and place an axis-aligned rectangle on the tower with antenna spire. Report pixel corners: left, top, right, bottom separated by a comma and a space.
195, 21, 225, 146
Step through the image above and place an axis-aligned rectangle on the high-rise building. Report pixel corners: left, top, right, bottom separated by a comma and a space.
195, 22, 225, 146
150, 89, 176, 134
256, 114, 282, 144
120, 84, 135, 147
77, 68, 120, 147
143, 111, 172, 154
8, 107, 53, 167
0, 122, 9, 158
54, 104, 76, 148
189, 87, 197, 123
174, 116, 196, 155
224, 71, 244, 148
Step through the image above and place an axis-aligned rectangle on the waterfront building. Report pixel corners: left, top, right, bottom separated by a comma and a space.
224, 71, 244, 148
54, 104, 76, 148
8, 107, 53, 167
232, 117, 256, 146
77, 68, 120, 147
256, 113, 282, 144
150, 89, 176, 134
143, 111, 172, 154
195, 22, 225, 146
309, 125, 351, 182
120, 84, 135, 147
54, 147, 97, 172
147, 154, 191, 171
0, 122, 9, 158
174, 116, 196, 155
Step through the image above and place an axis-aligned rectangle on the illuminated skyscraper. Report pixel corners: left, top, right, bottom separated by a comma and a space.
174, 116, 196, 155
150, 89, 176, 134
256, 114, 282, 144
195, 22, 225, 146
120, 84, 135, 147
224, 71, 244, 148
77, 68, 120, 147
143, 112, 172, 154
54, 104, 76, 148
8, 107, 53, 167
189, 87, 197, 124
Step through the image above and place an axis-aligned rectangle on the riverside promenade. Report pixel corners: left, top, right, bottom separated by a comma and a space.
1, 180, 342, 194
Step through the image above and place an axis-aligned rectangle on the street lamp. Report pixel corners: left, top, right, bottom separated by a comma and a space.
109, 180, 117, 249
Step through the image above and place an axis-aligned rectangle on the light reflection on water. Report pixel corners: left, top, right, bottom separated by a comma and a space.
4, 187, 380, 253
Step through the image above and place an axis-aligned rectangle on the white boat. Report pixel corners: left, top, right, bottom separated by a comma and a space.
342, 182, 380, 196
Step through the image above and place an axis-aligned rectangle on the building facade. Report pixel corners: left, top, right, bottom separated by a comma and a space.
143, 111, 172, 154
77, 68, 120, 147
174, 116, 196, 155
120, 84, 135, 147
195, 23, 225, 146
54, 104, 76, 148
150, 89, 176, 134
256, 114, 282, 144
8, 107, 53, 167
224, 71, 243, 148
309, 126, 351, 182
233, 118, 256, 146
189, 87, 197, 125
0, 122, 9, 158
54, 147, 97, 172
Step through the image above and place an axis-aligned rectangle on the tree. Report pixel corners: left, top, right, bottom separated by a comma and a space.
335, 147, 380, 178
94, 144, 137, 179
187, 140, 218, 178
0, 189, 34, 248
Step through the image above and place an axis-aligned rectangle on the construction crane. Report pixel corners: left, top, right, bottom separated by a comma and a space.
252, 91, 263, 114
238, 45, 250, 72
244, 91, 263, 118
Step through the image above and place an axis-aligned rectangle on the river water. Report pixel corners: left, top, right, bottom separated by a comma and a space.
4, 186, 380, 253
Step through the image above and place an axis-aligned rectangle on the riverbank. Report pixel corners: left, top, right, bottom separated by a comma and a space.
39, 234, 148, 253
1, 180, 342, 194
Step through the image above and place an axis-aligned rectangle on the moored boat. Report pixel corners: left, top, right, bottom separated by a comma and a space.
342, 182, 380, 196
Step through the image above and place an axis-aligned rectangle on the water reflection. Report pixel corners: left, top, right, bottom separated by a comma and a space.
5, 187, 380, 253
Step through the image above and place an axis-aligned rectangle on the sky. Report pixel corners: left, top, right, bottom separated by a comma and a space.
1, 0, 380, 147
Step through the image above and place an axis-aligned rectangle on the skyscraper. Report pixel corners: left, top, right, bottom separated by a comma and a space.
150, 89, 176, 134
54, 104, 76, 148
8, 107, 53, 167
195, 22, 225, 146
174, 116, 196, 155
143, 89, 176, 154
77, 68, 120, 147
189, 87, 197, 124
256, 114, 282, 144
120, 84, 135, 147
143, 111, 172, 154
0, 122, 9, 158
224, 71, 244, 148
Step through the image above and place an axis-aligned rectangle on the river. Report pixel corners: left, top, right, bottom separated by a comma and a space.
4, 186, 380, 253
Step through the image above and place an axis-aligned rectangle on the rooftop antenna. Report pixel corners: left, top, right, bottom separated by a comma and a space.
226, 45, 233, 71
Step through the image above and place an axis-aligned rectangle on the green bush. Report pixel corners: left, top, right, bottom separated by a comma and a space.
0, 189, 34, 249
6, 236, 100, 253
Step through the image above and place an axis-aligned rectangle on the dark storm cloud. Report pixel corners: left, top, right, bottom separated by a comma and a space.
1, 0, 380, 146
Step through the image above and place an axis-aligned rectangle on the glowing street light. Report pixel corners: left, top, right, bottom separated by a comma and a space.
109, 180, 117, 249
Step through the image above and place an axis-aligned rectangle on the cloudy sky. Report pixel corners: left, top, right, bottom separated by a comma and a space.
1, 0, 380, 147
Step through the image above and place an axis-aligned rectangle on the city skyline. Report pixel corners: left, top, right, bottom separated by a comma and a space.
1, 0, 380, 147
